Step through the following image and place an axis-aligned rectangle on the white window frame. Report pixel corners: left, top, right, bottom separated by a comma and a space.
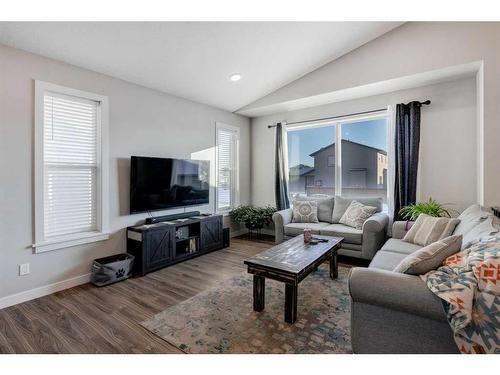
215, 122, 240, 213
33, 81, 110, 253
286, 111, 388, 198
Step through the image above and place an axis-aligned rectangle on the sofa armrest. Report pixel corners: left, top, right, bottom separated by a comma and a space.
363, 212, 388, 233
392, 220, 413, 239
360, 212, 388, 259
272, 208, 293, 243
348, 267, 446, 322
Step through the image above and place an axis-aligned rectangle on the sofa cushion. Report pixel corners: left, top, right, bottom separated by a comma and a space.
294, 197, 334, 223
331, 196, 383, 223
284, 222, 329, 236
393, 235, 462, 275
369, 250, 408, 271
339, 201, 377, 229
319, 223, 363, 244
292, 200, 319, 223
317, 198, 334, 223
380, 238, 423, 255
461, 216, 499, 249
453, 204, 489, 237
403, 214, 460, 246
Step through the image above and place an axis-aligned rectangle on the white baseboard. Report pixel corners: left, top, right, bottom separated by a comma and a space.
0, 273, 91, 310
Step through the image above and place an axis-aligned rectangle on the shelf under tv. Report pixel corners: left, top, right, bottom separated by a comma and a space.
126, 214, 223, 276
175, 235, 199, 243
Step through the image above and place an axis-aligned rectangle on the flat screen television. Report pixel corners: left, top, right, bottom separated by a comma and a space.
130, 156, 210, 214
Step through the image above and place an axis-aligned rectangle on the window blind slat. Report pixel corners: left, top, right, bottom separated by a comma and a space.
216, 128, 237, 210
43, 93, 99, 239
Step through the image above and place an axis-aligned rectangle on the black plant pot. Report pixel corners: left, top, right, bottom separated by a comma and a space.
245, 225, 264, 239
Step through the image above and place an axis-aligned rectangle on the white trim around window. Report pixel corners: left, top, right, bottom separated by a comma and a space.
215, 122, 240, 213
33, 80, 110, 253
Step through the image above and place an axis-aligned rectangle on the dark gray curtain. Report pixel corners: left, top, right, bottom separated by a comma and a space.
394, 102, 421, 220
275, 122, 290, 211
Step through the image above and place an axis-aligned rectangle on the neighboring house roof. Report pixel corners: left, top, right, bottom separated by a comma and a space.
309, 140, 387, 157
289, 164, 314, 176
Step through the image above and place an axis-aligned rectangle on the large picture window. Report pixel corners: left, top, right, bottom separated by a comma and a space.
287, 113, 388, 204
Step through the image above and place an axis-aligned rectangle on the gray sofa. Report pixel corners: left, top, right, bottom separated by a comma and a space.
272, 196, 389, 260
349, 205, 499, 353
349, 221, 459, 353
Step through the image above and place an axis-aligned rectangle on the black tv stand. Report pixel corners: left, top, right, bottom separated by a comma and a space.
127, 214, 224, 276
145, 210, 201, 224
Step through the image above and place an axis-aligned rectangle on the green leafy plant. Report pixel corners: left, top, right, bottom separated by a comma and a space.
229, 205, 277, 231
399, 198, 453, 221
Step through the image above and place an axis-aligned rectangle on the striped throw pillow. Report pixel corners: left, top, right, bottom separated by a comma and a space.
403, 214, 460, 246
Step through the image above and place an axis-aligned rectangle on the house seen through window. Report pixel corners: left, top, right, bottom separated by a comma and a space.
287, 116, 388, 204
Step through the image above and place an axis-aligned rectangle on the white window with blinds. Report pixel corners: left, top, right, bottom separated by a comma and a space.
34, 81, 109, 253
216, 123, 239, 212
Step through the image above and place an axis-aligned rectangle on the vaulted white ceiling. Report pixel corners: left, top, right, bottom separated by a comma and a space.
0, 22, 402, 113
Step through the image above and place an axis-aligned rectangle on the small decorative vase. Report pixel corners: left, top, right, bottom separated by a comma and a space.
303, 228, 312, 243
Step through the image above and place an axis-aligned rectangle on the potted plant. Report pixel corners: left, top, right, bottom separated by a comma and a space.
399, 198, 455, 229
229, 205, 277, 237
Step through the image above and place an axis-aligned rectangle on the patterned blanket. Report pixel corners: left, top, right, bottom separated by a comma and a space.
421, 236, 500, 354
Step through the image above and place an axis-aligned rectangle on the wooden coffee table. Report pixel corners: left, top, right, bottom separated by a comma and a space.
244, 235, 343, 324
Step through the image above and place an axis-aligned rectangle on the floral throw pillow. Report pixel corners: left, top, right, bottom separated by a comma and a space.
339, 200, 377, 229
292, 201, 319, 223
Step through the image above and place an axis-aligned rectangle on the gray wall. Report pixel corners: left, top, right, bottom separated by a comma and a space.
0, 44, 250, 301
251, 78, 477, 212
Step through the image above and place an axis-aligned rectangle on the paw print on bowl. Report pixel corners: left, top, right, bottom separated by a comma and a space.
116, 268, 126, 278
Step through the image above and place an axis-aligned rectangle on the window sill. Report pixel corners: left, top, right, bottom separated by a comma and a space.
216, 209, 233, 216
33, 231, 110, 253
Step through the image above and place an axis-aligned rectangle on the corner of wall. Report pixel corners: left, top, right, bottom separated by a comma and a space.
476, 62, 484, 206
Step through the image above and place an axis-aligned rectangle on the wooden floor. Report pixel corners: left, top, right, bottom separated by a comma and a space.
0, 236, 366, 353
0, 237, 274, 353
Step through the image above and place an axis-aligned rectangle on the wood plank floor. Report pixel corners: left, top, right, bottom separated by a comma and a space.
0, 237, 274, 353
0, 236, 366, 353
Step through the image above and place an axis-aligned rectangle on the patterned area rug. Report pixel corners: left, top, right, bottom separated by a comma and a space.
140, 264, 352, 353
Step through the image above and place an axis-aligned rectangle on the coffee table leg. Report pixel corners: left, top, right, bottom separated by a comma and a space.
284, 283, 298, 324
330, 251, 338, 279
253, 275, 265, 311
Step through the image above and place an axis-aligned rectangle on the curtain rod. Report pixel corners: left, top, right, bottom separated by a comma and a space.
267, 100, 431, 128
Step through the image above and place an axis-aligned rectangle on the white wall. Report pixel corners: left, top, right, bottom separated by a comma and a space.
251, 78, 477, 213
243, 22, 500, 208
0, 44, 250, 302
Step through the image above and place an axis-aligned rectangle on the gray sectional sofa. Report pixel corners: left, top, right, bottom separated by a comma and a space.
272, 196, 389, 260
349, 205, 499, 353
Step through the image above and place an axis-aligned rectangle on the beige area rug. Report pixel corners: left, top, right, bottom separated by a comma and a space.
141, 264, 352, 353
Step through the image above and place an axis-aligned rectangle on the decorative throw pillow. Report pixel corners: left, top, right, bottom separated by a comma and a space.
403, 214, 460, 246
453, 204, 489, 237
339, 200, 377, 229
393, 235, 462, 275
292, 201, 319, 223
331, 196, 382, 223
294, 197, 334, 223
461, 216, 499, 250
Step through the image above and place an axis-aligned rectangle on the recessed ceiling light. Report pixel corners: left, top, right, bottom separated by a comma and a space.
229, 73, 242, 82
